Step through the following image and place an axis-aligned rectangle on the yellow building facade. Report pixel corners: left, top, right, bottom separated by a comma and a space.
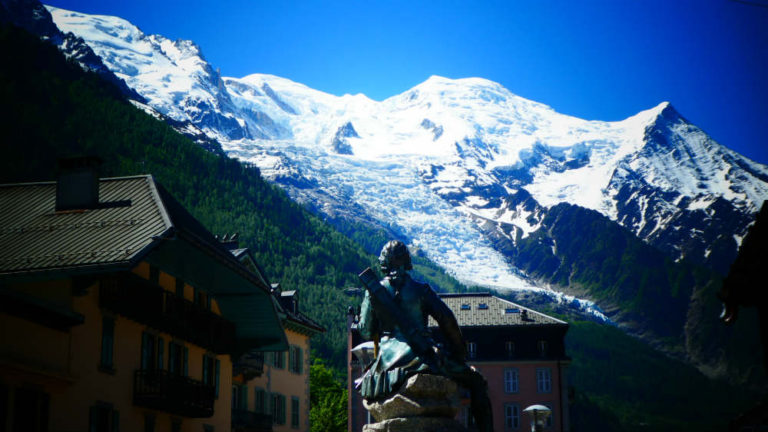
0, 169, 286, 432
231, 283, 324, 432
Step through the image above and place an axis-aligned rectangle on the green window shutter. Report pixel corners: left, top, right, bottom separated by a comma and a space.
254, 388, 264, 414
291, 397, 300, 428
183, 346, 189, 377
214, 359, 221, 398
298, 347, 303, 374
140, 333, 150, 370
202, 356, 209, 385
241, 385, 248, 410
101, 317, 115, 368
289, 347, 295, 373
168, 344, 177, 374
157, 338, 164, 370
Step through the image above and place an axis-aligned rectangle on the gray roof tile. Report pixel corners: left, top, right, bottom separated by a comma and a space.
429, 293, 566, 327
0, 176, 168, 274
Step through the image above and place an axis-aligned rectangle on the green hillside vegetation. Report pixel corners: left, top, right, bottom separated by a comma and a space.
0, 23, 366, 370
567, 321, 755, 432
517, 203, 714, 342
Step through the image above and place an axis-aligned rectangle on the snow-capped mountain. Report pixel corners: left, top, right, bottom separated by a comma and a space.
0, 0, 142, 100
46, 5, 768, 294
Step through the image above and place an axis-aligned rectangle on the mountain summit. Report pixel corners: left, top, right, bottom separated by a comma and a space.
47, 5, 768, 291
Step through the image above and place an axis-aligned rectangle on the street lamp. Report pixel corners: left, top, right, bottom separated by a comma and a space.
523, 404, 552, 432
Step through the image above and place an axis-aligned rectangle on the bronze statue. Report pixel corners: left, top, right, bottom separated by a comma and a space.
358, 240, 494, 432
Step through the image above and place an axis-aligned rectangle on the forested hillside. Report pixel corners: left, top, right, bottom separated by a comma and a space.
0, 23, 370, 369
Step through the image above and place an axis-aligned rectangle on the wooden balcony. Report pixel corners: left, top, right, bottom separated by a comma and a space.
99, 273, 236, 353
134, 369, 215, 418
232, 409, 273, 432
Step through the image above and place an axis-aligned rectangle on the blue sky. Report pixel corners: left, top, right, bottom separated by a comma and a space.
47, 0, 768, 164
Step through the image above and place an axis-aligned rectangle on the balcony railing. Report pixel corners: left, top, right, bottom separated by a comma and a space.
99, 274, 236, 353
234, 351, 264, 380
232, 409, 272, 432
134, 369, 215, 418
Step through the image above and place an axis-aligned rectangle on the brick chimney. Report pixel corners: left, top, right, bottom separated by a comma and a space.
55, 156, 102, 211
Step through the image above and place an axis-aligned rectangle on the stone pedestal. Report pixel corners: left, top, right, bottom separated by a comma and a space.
362, 374, 468, 432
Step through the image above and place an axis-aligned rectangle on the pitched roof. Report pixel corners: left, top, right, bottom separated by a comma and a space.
0, 175, 169, 274
429, 292, 567, 328
0, 174, 287, 351
225, 246, 325, 336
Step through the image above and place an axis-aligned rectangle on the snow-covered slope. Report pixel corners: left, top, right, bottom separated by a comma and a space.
48, 5, 768, 289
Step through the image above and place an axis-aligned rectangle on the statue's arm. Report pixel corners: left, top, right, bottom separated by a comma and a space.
425, 286, 466, 361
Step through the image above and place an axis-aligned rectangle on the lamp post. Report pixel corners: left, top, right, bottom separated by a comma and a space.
523, 404, 552, 432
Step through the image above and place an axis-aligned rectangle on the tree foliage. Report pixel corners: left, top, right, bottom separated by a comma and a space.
309, 359, 347, 432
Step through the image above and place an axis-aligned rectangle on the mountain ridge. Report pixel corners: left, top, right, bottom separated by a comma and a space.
38, 2, 768, 384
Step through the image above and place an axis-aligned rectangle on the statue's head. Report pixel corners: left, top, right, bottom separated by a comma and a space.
379, 240, 413, 274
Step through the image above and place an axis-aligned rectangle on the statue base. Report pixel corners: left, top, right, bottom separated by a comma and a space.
363, 373, 468, 432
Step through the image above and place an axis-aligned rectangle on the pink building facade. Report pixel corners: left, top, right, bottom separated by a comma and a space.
348, 293, 570, 432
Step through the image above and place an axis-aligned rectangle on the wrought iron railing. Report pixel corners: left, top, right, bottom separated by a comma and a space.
232, 409, 273, 432
133, 369, 215, 418
99, 273, 236, 353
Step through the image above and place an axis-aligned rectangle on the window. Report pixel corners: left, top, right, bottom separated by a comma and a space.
232, 385, 248, 410
272, 393, 286, 425
143, 413, 155, 432
214, 359, 220, 398
175, 278, 184, 297
201, 355, 221, 398
168, 342, 187, 376
503, 368, 519, 393
536, 368, 552, 393
100, 316, 115, 371
89, 403, 119, 432
291, 397, 300, 429
141, 332, 156, 371
505, 341, 515, 358
460, 304, 471, 310
504, 403, 520, 429
538, 340, 549, 357
478, 303, 488, 310
272, 351, 286, 369
466, 342, 477, 359
170, 420, 181, 432
202, 355, 214, 387
289, 346, 303, 374
504, 308, 520, 314
194, 288, 208, 309
149, 266, 159, 284
232, 386, 240, 410
254, 388, 266, 414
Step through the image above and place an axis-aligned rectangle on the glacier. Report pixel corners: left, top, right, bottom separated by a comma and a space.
47, 5, 768, 317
